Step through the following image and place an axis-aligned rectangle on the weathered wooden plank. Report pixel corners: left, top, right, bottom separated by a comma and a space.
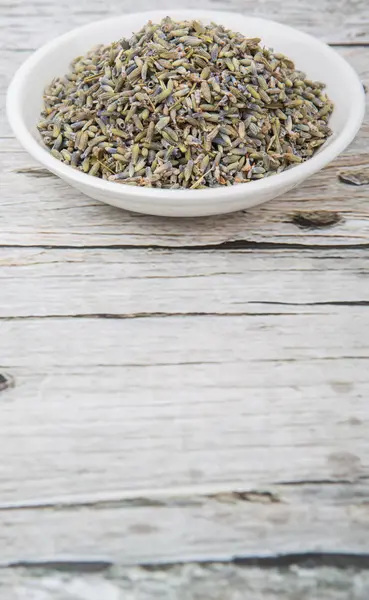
1, 480, 369, 564
3, 0, 369, 52
1, 307, 368, 503
1, 137, 369, 247
0, 247, 369, 318
1, 0, 369, 576
1, 564, 369, 600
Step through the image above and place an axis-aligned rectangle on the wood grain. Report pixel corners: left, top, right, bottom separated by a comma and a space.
1, 565, 369, 600
1, 0, 369, 581
1, 302, 368, 502
1, 247, 369, 317
3, 0, 369, 52
1, 480, 369, 564
1, 140, 369, 248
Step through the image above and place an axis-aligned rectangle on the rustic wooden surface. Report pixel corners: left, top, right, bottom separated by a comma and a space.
1, 0, 369, 597
1, 564, 369, 600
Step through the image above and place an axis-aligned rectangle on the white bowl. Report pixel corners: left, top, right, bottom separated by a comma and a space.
7, 10, 365, 217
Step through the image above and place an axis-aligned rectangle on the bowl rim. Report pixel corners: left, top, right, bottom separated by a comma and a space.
6, 9, 366, 203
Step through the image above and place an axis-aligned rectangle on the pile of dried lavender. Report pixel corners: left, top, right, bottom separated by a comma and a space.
38, 17, 333, 189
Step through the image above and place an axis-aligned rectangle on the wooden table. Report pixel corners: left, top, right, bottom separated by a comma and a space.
1, 0, 369, 597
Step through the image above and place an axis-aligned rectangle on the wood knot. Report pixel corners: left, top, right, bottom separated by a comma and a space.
338, 168, 369, 186
291, 211, 341, 229
211, 490, 281, 504
0, 373, 15, 393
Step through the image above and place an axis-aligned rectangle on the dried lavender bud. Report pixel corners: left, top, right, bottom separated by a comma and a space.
38, 17, 333, 189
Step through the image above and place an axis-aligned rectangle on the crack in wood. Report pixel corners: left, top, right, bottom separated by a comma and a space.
1, 301, 368, 322
231, 553, 369, 570
1, 242, 369, 251
251, 301, 369, 307
2, 560, 112, 573
329, 42, 369, 47
3, 476, 367, 515
4, 552, 369, 573
208, 491, 281, 504
277, 475, 369, 486
0, 488, 282, 512
0, 311, 340, 321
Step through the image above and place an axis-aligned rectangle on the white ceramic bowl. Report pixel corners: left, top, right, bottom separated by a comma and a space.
7, 10, 365, 217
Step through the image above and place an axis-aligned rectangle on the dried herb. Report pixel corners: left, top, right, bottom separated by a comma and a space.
38, 17, 334, 189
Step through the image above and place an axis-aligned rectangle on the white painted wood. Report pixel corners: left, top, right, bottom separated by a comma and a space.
1, 246, 367, 561
1, 481, 369, 564
2, 363, 368, 500
0, 248, 368, 317
1, 0, 369, 578
1, 310, 368, 503
1, 566, 369, 600
3, 0, 369, 54
1, 136, 369, 247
